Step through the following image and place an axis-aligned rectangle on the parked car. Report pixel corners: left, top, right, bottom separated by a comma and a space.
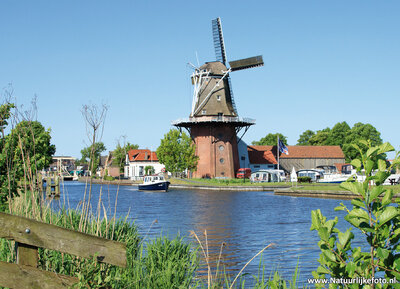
236, 168, 251, 179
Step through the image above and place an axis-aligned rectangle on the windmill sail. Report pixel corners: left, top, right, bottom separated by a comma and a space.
229, 55, 264, 72
212, 17, 238, 115
212, 18, 227, 65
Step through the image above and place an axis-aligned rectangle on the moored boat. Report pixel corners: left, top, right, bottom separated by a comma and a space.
138, 175, 170, 192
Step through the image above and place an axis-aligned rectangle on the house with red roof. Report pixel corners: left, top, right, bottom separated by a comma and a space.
245, 145, 346, 173
124, 149, 165, 180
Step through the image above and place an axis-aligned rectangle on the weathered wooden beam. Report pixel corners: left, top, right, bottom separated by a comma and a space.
16, 242, 38, 267
0, 212, 126, 267
0, 261, 78, 289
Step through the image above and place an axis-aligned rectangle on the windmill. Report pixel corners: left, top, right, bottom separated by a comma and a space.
190, 17, 263, 118
173, 18, 263, 179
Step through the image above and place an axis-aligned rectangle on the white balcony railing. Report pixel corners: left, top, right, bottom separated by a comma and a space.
171, 116, 256, 126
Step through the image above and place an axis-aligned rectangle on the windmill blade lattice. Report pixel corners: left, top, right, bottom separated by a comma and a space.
212, 18, 227, 65
212, 18, 238, 115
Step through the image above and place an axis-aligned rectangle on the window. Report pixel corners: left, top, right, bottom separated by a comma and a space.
219, 145, 224, 151
241, 156, 246, 161
220, 158, 224, 164
216, 95, 221, 101
202, 109, 206, 115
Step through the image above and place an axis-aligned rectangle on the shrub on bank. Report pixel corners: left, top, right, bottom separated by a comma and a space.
298, 176, 312, 183
311, 142, 400, 287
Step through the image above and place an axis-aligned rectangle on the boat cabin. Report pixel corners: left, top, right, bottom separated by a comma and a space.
143, 175, 165, 183
297, 169, 324, 182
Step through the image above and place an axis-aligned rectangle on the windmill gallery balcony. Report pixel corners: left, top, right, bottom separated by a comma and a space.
171, 116, 256, 128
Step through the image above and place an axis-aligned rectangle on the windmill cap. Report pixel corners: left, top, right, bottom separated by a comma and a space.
200, 61, 228, 75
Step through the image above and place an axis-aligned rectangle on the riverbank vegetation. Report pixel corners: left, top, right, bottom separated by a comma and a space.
311, 141, 400, 288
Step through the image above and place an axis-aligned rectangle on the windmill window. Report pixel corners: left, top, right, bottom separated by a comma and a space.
220, 158, 224, 164
216, 95, 221, 101
202, 109, 206, 115
219, 145, 224, 151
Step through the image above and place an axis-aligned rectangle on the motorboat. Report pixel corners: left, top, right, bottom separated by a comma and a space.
318, 174, 350, 183
138, 175, 170, 192
297, 169, 324, 182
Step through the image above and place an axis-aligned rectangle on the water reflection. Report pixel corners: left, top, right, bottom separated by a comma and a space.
190, 190, 239, 276
53, 182, 355, 285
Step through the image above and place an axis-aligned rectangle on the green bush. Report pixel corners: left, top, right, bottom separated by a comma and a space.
104, 175, 115, 181
310, 141, 400, 288
298, 176, 312, 183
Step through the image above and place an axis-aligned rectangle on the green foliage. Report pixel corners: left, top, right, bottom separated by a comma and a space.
297, 130, 315, 145
310, 141, 400, 288
0, 102, 14, 132
0, 116, 55, 211
297, 122, 383, 162
156, 129, 198, 175
80, 142, 106, 175
144, 165, 155, 175
252, 133, 288, 146
104, 175, 115, 181
298, 176, 312, 183
112, 141, 139, 173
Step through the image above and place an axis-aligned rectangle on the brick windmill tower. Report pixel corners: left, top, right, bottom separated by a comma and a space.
173, 18, 263, 178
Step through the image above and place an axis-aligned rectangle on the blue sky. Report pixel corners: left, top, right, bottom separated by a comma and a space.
1, 1, 399, 158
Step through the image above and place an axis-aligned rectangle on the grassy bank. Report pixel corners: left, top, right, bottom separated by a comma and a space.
288, 183, 400, 193
170, 177, 291, 187
171, 177, 400, 195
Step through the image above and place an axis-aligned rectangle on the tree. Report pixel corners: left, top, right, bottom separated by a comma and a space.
144, 165, 155, 175
0, 118, 55, 211
308, 131, 330, 146
113, 141, 139, 173
297, 122, 383, 162
342, 122, 383, 162
79, 142, 106, 175
0, 102, 15, 211
156, 129, 198, 176
297, 130, 315, 145
326, 121, 350, 146
252, 133, 288, 146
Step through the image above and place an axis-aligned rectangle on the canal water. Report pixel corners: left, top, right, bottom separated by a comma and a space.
52, 182, 362, 286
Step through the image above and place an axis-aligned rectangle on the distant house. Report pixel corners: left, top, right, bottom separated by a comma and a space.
98, 152, 120, 178
246, 145, 345, 173
247, 146, 277, 172
124, 149, 165, 180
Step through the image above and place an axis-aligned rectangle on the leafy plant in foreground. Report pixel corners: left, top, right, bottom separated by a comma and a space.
310, 141, 400, 288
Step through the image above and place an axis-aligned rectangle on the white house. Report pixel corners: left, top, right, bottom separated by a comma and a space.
124, 149, 165, 180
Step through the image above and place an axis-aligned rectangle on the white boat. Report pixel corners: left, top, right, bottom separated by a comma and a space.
383, 174, 400, 185
297, 169, 324, 182
138, 175, 170, 192
318, 174, 350, 183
